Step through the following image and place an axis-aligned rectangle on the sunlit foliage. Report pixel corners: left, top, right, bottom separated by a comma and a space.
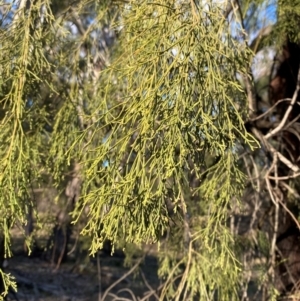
0, 0, 267, 299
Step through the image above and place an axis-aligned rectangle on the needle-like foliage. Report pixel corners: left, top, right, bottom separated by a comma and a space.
0, 0, 260, 299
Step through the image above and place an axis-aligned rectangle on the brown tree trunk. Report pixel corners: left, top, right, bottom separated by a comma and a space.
268, 39, 300, 296
46, 163, 81, 269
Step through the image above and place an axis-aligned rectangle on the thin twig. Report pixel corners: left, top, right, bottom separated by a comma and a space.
283, 113, 300, 131
116, 288, 137, 301
252, 127, 300, 172
67, 232, 79, 256
175, 239, 193, 301
250, 154, 261, 192
107, 292, 132, 301
264, 68, 300, 139
268, 172, 300, 180
265, 153, 279, 286
275, 149, 300, 172
250, 98, 294, 121
101, 257, 143, 301
279, 181, 300, 199
275, 246, 297, 289
97, 252, 102, 301
140, 269, 160, 301
139, 283, 165, 301
277, 194, 300, 230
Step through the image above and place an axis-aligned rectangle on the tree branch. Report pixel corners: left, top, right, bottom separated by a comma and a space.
264, 68, 300, 140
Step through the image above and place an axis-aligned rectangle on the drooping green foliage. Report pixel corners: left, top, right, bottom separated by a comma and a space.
67, 1, 256, 299
1, 0, 288, 299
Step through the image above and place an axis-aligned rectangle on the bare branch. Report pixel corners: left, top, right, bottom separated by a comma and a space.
140, 269, 160, 301
279, 181, 300, 199
249, 25, 273, 53
275, 150, 300, 172
101, 257, 143, 301
265, 152, 279, 286
264, 68, 300, 139
277, 194, 300, 230
252, 127, 300, 172
268, 172, 300, 180
250, 98, 294, 122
